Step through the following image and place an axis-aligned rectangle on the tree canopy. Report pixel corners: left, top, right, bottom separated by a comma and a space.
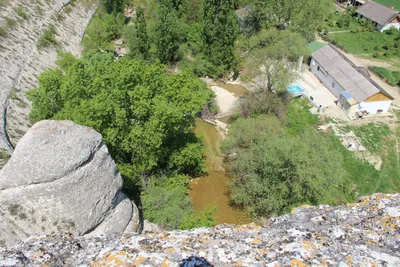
247, 0, 331, 41
202, 0, 239, 76
221, 115, 345, 217
27, 52, 211, 181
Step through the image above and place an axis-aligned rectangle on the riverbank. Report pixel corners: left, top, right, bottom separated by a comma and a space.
190, 120, 251, 224
189, 80, 252, 225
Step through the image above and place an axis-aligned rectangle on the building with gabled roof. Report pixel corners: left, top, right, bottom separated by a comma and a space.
310, 45, 393, 117
356, 0, 400, 32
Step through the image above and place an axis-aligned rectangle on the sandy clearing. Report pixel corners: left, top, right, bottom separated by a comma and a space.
211, 86, 239, 114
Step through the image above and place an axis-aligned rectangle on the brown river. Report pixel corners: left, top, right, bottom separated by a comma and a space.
189, 82, 252, 225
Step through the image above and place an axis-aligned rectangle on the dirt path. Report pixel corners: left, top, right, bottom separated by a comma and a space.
328, 30, 351, 33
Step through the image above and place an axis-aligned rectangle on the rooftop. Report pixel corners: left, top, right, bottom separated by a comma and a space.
356, 0, 399, 26
312, 45, 393, 103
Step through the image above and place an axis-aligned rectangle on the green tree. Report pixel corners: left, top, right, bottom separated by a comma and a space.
222, 115, 344, 218
141, 175, 217, 229
180, 205, 217, 229
101, 0, 125, 14
82, 15, 113, 52
27, 69, 64, 120
27, 52, 210, 182
154, 4, 181, 63
141, 175, 193, 229
238, 29, 308, 118
135, 7, 149, 59
248, 0, 331, 41
202, 0, 239, 76
183, 0, 203, 23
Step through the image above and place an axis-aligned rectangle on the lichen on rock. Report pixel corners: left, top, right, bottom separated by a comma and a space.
1, 193, 399, 266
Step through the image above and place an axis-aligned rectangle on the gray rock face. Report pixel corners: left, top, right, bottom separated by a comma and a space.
1, 193, 399, 266
0, 120, 139, 246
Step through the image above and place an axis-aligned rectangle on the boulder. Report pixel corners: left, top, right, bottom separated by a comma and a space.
0, 120, 139, 246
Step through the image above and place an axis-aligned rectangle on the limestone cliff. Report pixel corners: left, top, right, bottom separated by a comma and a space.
0, 0, 96, 160
0, 120, 139, 247
0, 193, 399, 266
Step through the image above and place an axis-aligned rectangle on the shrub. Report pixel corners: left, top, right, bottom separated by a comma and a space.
15, 6, 28, 20
371, 66, 398, 86
37, 24, 58, 49
6, 17, 17, 29
0, 27, 6, 36
359, 18, 367, 26
35, 5, 43, 15
64, 6, 72, 14
384, 27, 398, 35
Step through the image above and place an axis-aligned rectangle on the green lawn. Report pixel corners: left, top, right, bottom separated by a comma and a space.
375, 0, 400, 10
307, 42, 326, 53
370, 66, 400, 86
334, 122, 400, 196
323, 15, 364, 32
328, 31, 398, 54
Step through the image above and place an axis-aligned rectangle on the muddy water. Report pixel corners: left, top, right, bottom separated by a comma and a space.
214, 81, 249, 98
190, 119, 251, 225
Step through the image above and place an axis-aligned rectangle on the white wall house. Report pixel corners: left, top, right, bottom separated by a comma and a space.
311, 45, 393, 118
356, 1, 400, 32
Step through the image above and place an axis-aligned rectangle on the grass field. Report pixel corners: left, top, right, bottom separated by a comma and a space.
375, 0, 400, 10
370, 66, 400, 86
336, 121, 400, 196
328, 31, 398, 54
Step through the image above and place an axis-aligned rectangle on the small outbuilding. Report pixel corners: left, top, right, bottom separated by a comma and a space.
356, 0, 400, 32
310, 45, 393, 118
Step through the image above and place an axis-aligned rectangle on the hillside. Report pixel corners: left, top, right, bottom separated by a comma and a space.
0, 0, 96, 160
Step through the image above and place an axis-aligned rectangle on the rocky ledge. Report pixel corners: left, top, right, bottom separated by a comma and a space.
1, 193, 399, 266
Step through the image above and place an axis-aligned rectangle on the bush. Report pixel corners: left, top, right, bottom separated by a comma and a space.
0, 27, 6, 36
359, 18, 367, 26
384, 27, 398, 35
142, 175, 193, 229
141, 175, 217, 230
222, 115, 345, 217
371, 66, 399, 86
15, 6, 28, 20
37, 24, 58, 49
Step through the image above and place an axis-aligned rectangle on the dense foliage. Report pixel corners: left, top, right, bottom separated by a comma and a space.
222, 112, 345, 218
247, 0, 331, 41
141, 174, 216, 229
27, 53, 210, 181
202, 0, 239, 76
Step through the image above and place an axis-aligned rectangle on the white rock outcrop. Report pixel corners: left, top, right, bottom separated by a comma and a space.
0, 0, 96, 158
0, 120, 139, 247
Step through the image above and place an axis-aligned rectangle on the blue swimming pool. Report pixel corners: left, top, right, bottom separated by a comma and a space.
287, 84, 306, 95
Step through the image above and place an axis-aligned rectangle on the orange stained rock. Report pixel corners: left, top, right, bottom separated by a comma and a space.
161, 258, 171, 267
291, 205, 312, 215
250, 238, 263, 245
131, 255, 146, 266
302, 241, 318, 259
345, 255, 353, 267
247, 222, 262, 230
258, 248, 269, 255
233, 259, 243, 266
91, 251, 132, 267
290, 258, 309, 267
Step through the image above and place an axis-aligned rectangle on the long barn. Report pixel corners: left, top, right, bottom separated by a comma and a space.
310, 45, 393, 117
